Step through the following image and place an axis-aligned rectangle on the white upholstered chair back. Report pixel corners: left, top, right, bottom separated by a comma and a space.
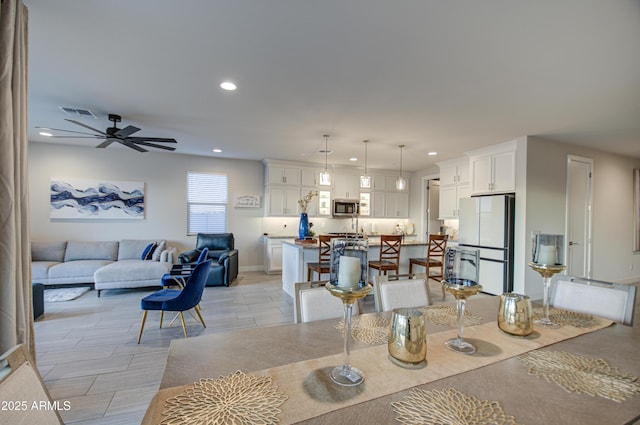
0, 344, 64, 425
374, 274, 431, 312
551, 275, 637, 326
298, 286, 359, 323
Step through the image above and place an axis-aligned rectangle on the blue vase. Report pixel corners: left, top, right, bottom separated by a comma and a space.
298, 213, 309, 239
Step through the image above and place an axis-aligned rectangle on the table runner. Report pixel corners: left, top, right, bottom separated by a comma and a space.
144, 318, 612, 424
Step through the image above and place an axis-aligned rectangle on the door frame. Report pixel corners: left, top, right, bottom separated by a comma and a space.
421, 174, 440, 240
564, 155, 593, 278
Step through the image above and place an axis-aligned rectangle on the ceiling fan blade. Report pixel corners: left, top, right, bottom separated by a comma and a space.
131, 140, 177, 151
96, 140, 116, 149
47, 136, 102, 139
65, 119, 108, 135
119, 140, 148, 152
36, 126, 99, 136
114, 125, 141, 138
128, 137, 177, 143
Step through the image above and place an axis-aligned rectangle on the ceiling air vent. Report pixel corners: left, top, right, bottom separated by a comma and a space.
59, 107, 97, 119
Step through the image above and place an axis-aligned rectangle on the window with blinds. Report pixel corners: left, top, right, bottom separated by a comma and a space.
187, 172, 228, 234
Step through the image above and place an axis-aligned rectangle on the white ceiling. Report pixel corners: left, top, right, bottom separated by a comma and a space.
24, 0, 640, 172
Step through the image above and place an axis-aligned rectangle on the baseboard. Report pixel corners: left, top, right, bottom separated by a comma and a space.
239, 265, 265, 272
614, 276, 640, 286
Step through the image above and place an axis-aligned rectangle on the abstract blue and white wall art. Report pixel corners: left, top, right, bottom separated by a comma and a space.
50, 178, 145, 219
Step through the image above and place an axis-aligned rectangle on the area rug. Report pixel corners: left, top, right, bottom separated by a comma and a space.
44, 287, 91, 302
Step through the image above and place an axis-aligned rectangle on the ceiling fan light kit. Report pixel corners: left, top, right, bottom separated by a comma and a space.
38, 113, 178, 153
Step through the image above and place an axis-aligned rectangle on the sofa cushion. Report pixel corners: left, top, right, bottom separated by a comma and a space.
152, 240, 166, 261
48, 260, 114, 282
196, 233, 234, 251
31, 261, 59, 281
118, 239, 156, 260
31, 241, 67, 262
94, 259, 172, 284
141, 242, 157, 260
65, 241, 118, 262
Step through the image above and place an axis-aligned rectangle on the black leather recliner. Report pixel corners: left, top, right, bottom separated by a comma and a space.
179, 233, 238, 287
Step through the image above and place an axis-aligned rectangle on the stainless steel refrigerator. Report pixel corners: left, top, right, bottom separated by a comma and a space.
458, 194, 515, 295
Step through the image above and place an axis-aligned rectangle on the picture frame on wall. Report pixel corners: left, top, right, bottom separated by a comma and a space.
50, 178, 145, 219
234, 195, 261, 208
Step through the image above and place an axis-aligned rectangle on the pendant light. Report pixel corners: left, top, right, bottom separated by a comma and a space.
360, 140, 371, 189
395, 144, 406, 190
319, 134, 331, 186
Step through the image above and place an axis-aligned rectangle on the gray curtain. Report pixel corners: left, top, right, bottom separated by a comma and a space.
0, 0, 32, 356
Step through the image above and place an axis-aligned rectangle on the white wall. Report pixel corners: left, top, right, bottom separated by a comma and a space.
523, 137, 640, 298
29, 143, 266, 270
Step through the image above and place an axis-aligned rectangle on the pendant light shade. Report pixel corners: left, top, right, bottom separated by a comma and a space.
319, 134, 331, 186
395, 144, 406, 191
360, 140, 371, 189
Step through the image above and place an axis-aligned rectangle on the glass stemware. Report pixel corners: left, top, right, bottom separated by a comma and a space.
529, 262, 566, 328
530, 233, 566, 329
442, 279, 483, 354
326, 237, 370, 386
326, 284, 372, 386
442, 247, 481, 355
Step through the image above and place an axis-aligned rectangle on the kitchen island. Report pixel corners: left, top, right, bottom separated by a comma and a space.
281, 237, 428, 297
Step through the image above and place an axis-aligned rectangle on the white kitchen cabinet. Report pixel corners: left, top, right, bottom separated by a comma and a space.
267, 186, 300, 216
267, 165, 300, 186
439, 158, 469, 187
385, 191, 409, 218
438, 157, 470, 219
370, 191, 386, 217
300, 167, 319, 187
438, 184, 470, 219
333, 172, 360, 199
263, 237, 293, 274
470, 150, 515, 195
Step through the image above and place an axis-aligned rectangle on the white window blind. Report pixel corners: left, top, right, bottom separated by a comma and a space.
187, 172, 228, 234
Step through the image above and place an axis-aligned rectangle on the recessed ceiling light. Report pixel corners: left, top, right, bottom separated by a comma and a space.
220, 81, 237, 91
349, 157, 358, 161
212, 148, 222, 153
428, 151, 438, 156
39, 132, 53, 137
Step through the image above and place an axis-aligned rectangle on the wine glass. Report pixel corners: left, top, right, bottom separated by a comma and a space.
442, 248, 482, 355
326, 237, 370, 386
530, 233, 565, 328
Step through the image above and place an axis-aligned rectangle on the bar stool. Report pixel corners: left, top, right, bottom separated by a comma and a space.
307, 235, 340, 281
368, 234, 402, 281
409, 234, 448, 299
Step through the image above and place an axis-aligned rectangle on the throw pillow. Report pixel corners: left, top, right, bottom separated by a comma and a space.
141, 242, 157, 260
152, 240, 166, 261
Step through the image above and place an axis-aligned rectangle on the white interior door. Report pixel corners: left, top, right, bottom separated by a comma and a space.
565, 156, 593, 278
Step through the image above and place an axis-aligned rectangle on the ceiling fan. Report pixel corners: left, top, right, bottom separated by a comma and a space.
37, 113, 177, 152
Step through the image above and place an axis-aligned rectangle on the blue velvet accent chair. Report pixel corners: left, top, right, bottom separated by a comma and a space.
161, 247, 209, 288
137, 259, 212, 343
178, 233, 238, 287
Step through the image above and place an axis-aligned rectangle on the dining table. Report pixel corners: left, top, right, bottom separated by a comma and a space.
142, 296, 640, 425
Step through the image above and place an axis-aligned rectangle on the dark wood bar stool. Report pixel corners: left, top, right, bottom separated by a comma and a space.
368, 234, 402, 281
409, 234, 448, 299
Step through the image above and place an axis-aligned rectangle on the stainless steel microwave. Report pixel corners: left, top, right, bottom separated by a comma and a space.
332, 199, 360, 217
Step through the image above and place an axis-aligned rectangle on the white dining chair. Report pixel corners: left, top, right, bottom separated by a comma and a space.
0, 344, 64, 425
373, 273, 431, 312
550, 275, 637, 325
297, 285, 359, 323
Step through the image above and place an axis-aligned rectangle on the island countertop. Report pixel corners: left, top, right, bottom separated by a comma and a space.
281, 238, 429, 297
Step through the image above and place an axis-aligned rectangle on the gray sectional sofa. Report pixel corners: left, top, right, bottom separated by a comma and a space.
31, 239, 177, 296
